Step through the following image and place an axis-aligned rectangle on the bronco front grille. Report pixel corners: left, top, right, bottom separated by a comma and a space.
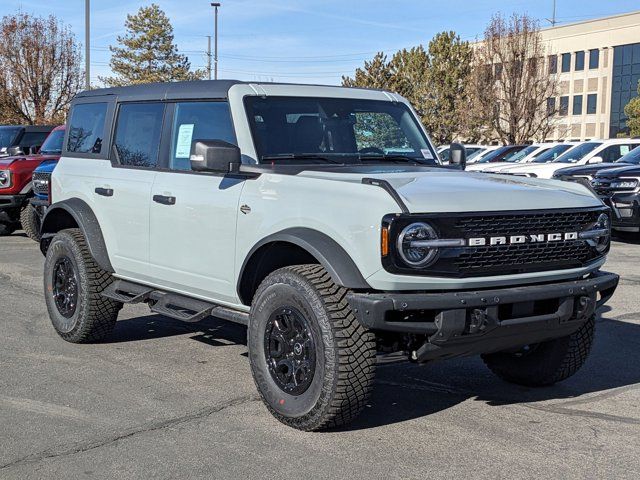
454, 210, 601, 238
32, 172, 51, 196
382, 207, 608, 277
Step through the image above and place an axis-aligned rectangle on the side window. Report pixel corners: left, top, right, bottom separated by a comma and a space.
600, 145, 621, 162
170, 101, 236, 171
113, 103, 164, 168
67, 103, 107, 154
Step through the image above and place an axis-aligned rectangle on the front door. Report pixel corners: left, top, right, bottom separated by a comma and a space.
148, 101, 243, 305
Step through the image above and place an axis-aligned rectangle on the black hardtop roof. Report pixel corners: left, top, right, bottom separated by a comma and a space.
0, 125, 53, 132
73, 80, 389, 102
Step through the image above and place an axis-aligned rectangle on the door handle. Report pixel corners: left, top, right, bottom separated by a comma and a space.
153, 194, 176, 205
95, 187, 114, 197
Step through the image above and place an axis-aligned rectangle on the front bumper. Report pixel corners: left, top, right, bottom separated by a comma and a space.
347, 271, 618, 362
602, 194, 640, 231
0, 194, 27, 210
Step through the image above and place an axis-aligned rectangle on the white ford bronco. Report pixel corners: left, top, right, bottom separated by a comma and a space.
40, 81, 619, 430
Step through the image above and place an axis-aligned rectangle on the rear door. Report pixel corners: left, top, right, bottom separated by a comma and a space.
93, 102, 165, 279
148, 100, 243, 304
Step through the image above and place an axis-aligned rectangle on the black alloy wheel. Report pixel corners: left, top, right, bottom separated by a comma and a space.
264, 307, 316, 395
52, 256, 78, 319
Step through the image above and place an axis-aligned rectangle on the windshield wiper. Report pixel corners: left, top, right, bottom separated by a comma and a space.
358, 154, 428, 165
261, 154, 343, 164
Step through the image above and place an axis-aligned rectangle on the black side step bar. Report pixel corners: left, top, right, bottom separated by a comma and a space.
102, 280, 249, 326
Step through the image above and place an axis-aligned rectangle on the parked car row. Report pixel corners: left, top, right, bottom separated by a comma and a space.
0, 125, 63, 237
453, 138, 640, 234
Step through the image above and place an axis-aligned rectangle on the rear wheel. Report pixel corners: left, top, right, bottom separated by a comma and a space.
0, 221, 16, 236
482, 315, 595, 386
20, 205, 41, 242
44, 228, 121, 343
248, 265, 376, 431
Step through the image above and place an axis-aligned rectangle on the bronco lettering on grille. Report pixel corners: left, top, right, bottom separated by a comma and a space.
467, 232, 579, 247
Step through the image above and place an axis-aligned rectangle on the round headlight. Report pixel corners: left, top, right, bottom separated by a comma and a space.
0, 170, 10, 188
593, 213, 610, 253
397, 222, 439, 267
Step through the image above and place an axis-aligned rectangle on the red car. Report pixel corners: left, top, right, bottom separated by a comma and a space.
0, 125, 65, 237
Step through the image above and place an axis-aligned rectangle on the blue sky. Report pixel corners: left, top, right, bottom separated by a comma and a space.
2, 0, 639, 85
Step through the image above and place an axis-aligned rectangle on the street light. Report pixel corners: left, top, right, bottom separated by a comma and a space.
85, 0, 90, 89
211, 3, 221, 80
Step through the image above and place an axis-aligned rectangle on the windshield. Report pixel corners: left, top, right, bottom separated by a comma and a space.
505, 145, 538, 163
553, 142, 601, 163
617, 146, 640, 164
40, 129, 65, 154
532, 144, 573, 163
467, 148, 487, 160
0, 126, 21, 150
244, 96, 437, 165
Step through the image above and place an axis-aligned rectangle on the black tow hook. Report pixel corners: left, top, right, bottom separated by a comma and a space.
575, 295, 595, 319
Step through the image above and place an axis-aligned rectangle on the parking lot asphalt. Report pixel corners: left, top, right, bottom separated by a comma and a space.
1, 231, 640, 480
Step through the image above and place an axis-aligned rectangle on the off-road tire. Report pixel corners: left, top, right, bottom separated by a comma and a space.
44, 228, 121, 343
0, 221, 16, 236
482, 315, 595, 387
248, 264, 376, 431
20, 205, 41, 242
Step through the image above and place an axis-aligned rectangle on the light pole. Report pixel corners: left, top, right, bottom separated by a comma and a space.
85, 0, 90, 89
211, 3, 220, 80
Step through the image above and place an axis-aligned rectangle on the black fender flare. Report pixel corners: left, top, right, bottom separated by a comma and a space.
238, 227, 371, 295
40, 198, 114, 273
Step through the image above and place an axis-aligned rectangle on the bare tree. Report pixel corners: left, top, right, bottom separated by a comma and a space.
0, 13, 83, 125
466, 14, 558, 143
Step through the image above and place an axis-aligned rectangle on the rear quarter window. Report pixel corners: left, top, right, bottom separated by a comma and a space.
67, 103, 108, 154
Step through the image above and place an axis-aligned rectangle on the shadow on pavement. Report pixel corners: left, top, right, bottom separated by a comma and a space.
103, 308, 640, 431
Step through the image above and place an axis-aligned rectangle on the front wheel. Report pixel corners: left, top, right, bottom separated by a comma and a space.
482, 315, 595, 386
248, 265, 376, 431
44, 228, 122, 343
20, 205, 42, 242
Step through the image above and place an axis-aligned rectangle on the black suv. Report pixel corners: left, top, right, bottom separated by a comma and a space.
0, 125, 54, 157
591, 151, 640, 233
553, 143, 640, 183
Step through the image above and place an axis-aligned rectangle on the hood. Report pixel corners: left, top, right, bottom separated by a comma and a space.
0, 153, 59, 169
500, 162, 574, 178
554, 162, 628, 177
296, 167, 601, 213
594, 164, 640, 178
467, 161, 514, 172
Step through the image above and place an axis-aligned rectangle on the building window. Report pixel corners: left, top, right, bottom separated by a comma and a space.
548, 55, 557, 74
575, 51, 585, 71
547, 97, 556, 116
561, 53, 571, 72
587, 94, 597, 114
559, 96, 569, 116
494, 63, 503, 79
589, 49, 599, 69
573, 95, 583, 115
610, 42, 640, 137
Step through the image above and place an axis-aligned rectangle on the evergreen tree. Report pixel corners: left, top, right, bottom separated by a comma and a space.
423, 32, 472, 144
101, 4, 204, 87
624, 80, 640, 137
342, 36, 472, 144
342, 52, 393, 90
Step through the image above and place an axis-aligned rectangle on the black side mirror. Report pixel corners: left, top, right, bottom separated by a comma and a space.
190, 140, 241, 173
449, 142, 467, 170
7, 146, 24, 157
